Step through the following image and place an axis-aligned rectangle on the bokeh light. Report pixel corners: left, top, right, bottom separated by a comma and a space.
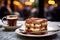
30, 0, 35, 2
48, 0, 55, 4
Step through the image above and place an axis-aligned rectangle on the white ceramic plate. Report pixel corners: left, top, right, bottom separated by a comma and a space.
2, 23, 22, 29
15, 25, 60, 37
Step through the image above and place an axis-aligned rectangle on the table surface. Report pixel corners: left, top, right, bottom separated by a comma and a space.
0, 21, 60, 40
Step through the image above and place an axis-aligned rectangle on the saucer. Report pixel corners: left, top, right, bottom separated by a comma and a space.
15, 25, 60, 37
2, 24, 22, 30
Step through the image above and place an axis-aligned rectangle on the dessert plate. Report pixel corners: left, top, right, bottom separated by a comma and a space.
15, 25, 60, 37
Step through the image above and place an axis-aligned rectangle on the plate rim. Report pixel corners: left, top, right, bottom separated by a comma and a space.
15, 28, 58, 37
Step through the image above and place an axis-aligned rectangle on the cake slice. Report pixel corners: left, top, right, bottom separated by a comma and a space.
25, 18, 48, 35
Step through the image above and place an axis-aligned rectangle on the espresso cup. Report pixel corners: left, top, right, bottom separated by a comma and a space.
2, 15, 18, 26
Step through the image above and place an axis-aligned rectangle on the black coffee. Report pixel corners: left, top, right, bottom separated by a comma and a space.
7, 15, 18, 26
7, 19, 17, 26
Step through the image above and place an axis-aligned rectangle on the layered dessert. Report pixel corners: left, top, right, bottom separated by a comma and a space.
25, 18, 48, 35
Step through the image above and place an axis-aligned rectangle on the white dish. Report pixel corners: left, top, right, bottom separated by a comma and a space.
2, 23, 22, 29
15, 25, 60, 37
2, 21, 23, 29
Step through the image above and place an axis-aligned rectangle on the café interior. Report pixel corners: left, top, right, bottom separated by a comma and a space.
0, 0, 60, 40
0, 0, 60, 21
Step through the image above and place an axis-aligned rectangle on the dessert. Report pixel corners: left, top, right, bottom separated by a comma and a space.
25, 18, 48, 35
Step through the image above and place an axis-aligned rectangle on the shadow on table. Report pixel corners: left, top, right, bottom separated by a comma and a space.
2, 28, 16, 32
16, 34, 58, 40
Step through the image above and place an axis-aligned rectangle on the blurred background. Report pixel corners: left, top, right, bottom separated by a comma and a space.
44, 0, 60, 21
0, 0, 39, 20
0, 0, 60, 21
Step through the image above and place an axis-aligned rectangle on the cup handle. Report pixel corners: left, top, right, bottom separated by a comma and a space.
2, 16, 7, 25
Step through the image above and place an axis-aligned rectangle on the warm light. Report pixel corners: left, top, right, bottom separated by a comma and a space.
13, 1, 21, 5
53, 3, 58, 7
25, 2, 33, 6
30, 0, 35, 2
13, 1, 24, 9
48, 0, 55, 4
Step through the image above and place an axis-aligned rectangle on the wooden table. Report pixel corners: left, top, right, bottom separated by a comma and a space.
0, 21, 60, 40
